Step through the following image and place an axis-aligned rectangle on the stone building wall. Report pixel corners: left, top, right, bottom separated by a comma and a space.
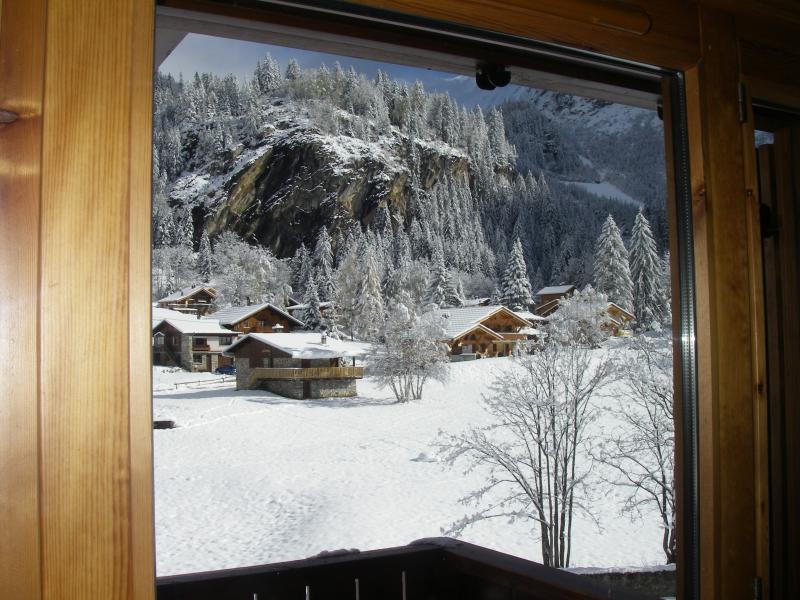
235, 357, 251, 390
309, 379, 357, 398
262, 380, 305, 398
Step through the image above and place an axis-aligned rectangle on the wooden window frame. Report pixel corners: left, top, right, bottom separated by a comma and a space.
3, 2, 800, 600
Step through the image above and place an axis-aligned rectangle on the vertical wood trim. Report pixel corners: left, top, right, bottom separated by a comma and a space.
684, 63, 719, 600
37, 1, 155, 599
689, 6, 758, 599
0, 0, 45, 599
129, 0, 156, 598
737, 85, 770, 597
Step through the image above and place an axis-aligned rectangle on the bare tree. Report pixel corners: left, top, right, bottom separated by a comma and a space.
437, 336, 614, 567
372, 304, 450, 403
596, 335, 675, 563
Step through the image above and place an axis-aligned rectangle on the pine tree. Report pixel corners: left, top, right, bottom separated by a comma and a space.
660, 250, 672, 325
593, 214, 634, 312
353, 245, 385, 339
292, 243, 312, 298
301, 275, 324, 331
313, 227, 336, 301
424, 250, 463, 308
629, 210, 665, 329
197, 230, 213, 282
500, 237, 534, 310
285, 58, 301, 81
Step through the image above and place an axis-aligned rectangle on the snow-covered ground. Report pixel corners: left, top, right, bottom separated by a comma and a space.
153, 347, 666, 576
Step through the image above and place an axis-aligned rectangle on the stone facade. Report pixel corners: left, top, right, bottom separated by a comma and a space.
261, 380, 305, 399
308, 379, 356, 398
235, 357, 252, 390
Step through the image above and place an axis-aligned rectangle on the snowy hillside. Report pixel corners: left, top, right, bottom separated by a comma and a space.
153, 342, 668, 576
152, 58, 669, 306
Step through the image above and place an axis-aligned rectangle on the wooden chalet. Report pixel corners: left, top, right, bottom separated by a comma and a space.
204, 302, 304, 334
432, 305, 534, 359
285, 300, 334, 318
225, 332, 366, 399
152, 318, 236, 373
605, 303, 635, 334
534, 285, 576, 317
156, 284, 217, 317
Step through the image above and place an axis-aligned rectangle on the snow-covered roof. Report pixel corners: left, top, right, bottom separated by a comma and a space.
225, 332, 369, 359
536, 285, 575, 295
461, 297, 490, 307
157, 284, 216, 303
205, 302, 304, 327
431, 305, 528, 339
514, 310, 548, 323
607, 302, 635, 319
152, 306, 199, 328
155, 319, 235, 336
286, 301, 333, 312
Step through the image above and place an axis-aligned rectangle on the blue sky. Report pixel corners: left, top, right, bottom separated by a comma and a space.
159, 34, 530, 108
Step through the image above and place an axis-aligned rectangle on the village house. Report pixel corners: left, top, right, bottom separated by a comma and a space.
432, 305, 535, 359
604, 302, 635, 334
285, 300, 335, 319
156, 284, 217, 317
533, 285, 576, 317
225, 332, 366, 399
204, 302, 304, 334
152, 318, 237, 373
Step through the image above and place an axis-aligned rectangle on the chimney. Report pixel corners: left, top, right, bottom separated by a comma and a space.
273, 323, 284, 333
321, 332, 327, 345
246, 296, 251, 306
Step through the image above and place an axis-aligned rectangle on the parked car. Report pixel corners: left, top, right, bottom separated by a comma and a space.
215, 364, 236, 375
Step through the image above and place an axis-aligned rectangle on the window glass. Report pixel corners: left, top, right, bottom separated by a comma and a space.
152, 32, 676, 598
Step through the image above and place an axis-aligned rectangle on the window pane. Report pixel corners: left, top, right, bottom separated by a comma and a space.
152, 32, 676, 598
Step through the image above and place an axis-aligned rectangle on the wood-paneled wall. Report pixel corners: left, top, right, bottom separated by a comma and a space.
2, 1, 799, 599
1, 1, 156, 599
0, 1, 45, 599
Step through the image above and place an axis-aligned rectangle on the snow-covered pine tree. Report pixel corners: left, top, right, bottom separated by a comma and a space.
660, 250, 672, 325
312, 226, 336, 301
291, 243, 312, 298
424, 248, 463, 308
629, 210, 665, 329
301, 275, 324, 331
285, 58, 301, 81
593, 214, 634, 312
499, 237, 534, 310
254, 54, 282, 95
352, 245, 385, 339
197, 230, 213, 282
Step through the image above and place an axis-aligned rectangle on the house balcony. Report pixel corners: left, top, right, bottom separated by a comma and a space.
500, 332, 528, 340
192, 344, 211, 352
249, 366, 364, 385
156, 538, 653, 600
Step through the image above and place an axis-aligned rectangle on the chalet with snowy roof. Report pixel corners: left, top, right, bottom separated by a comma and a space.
285, 300, 334, 317
204, 302, 304, 334
156, 284, 217, 317
432, 305, 534, 359
225, 332, 367, 399
604, 302, 635, 334
534, 285, 576, 317
152, 318, 237, 372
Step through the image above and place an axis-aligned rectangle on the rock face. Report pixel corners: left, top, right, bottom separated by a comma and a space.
195, 127, 469, 258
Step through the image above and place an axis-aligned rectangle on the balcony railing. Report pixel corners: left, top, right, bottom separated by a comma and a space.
192, 344, 211, 352
249, 366, 364, 385
156, 538, 653, 600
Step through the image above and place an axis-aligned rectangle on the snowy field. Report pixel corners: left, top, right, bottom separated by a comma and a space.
153, 347, 666, 576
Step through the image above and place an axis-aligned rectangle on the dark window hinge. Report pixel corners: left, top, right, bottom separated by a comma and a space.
753, 576, 763, 600
739, 82, 749, 123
